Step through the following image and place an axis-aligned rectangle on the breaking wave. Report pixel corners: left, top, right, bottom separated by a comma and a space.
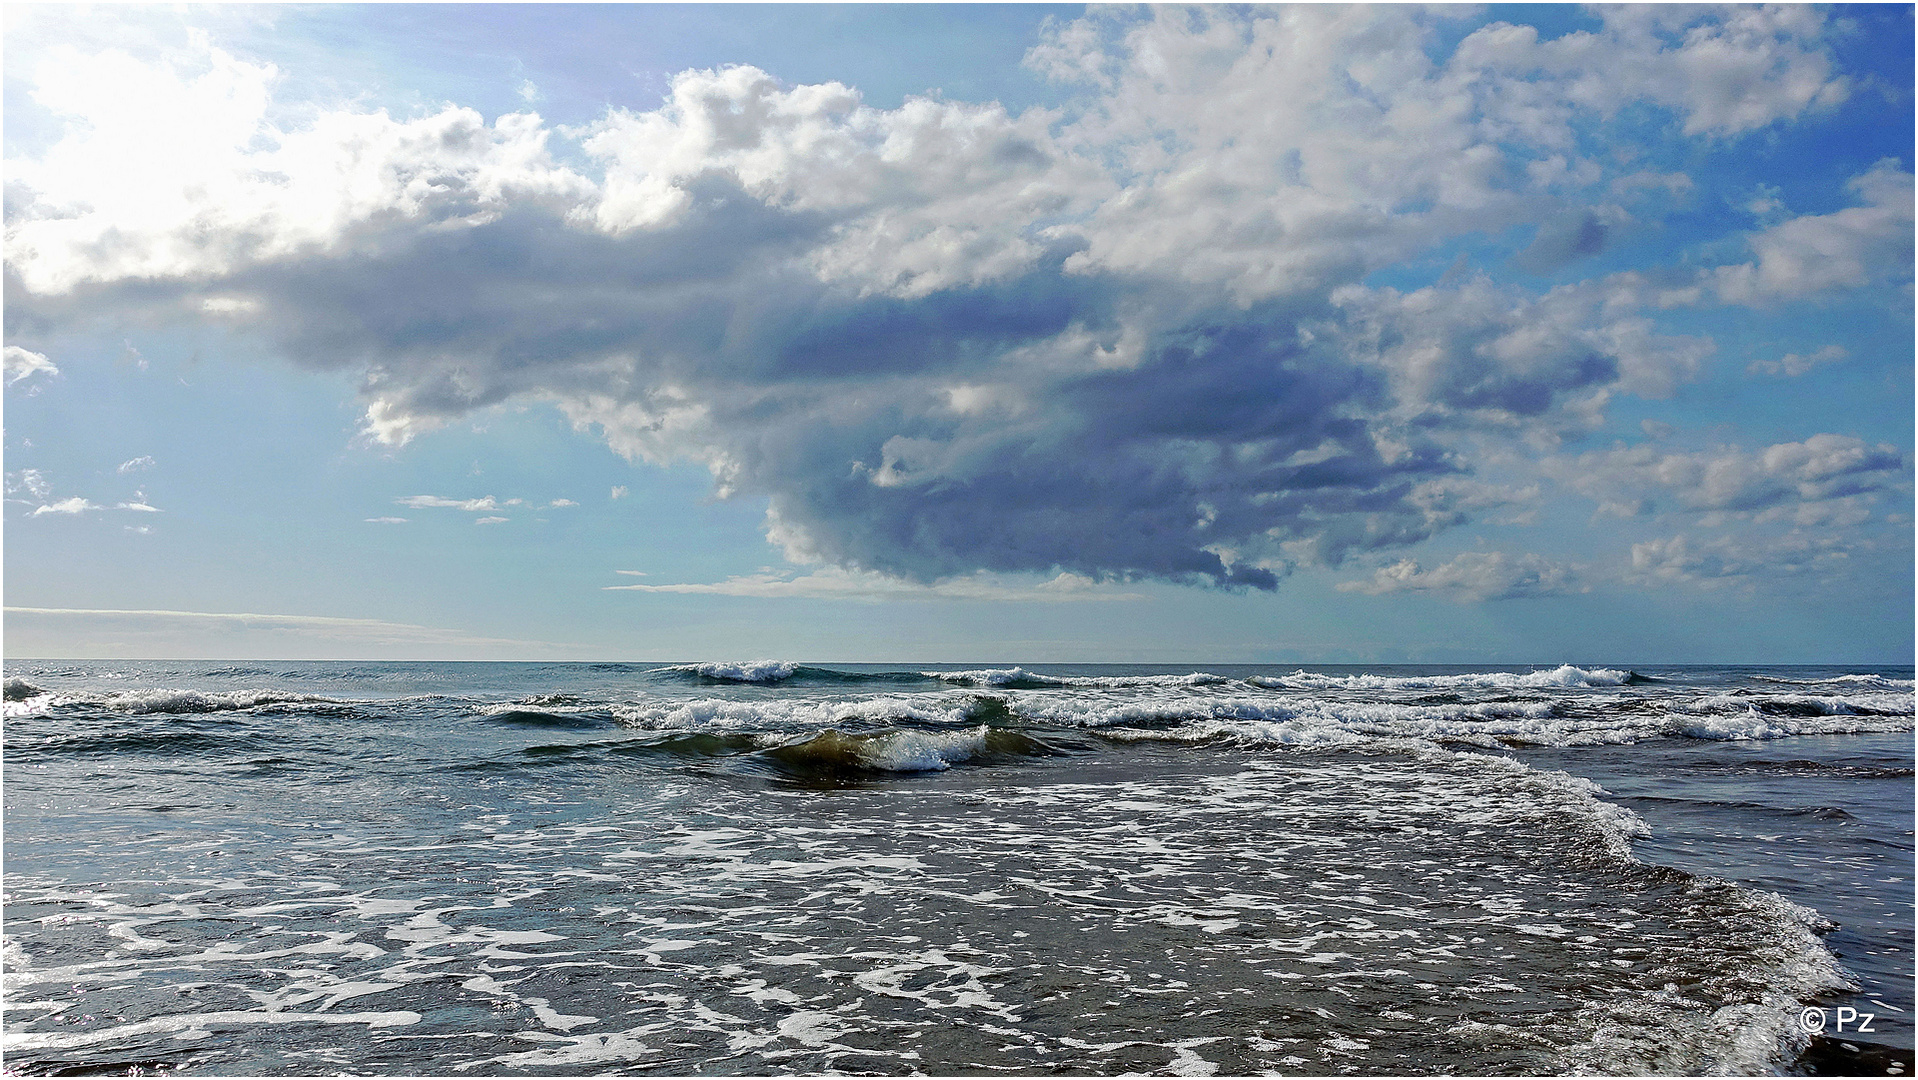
1247, 664, 1638, 691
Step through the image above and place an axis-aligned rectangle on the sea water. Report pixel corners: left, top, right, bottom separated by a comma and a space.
2, 662, 1911, 1075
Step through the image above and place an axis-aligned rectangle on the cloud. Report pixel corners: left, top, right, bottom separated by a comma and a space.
1748, 344, 1848, 378
116, 455, 156, 473
1440, 5, 1849, 141
1554, 434, 1909, 521
1628, 532, 1855, 588
365, 516, 407, 524
6, 469, 52, 500
397, 495, 501, 511
606, 566, 1145, 603
474, 516, 509, 525
1711, 160, 1914, 305
1510, 206, 1625, 276
116, 501, 162, 513
1337, 551, 1583, 602
5, 35, 591, 295
4, 345, 59, 384
548, 498, 578, 508
29, 496, 100, 516
3, 8, 1896, 598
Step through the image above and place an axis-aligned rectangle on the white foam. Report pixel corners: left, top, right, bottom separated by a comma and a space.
1248, 664, 1634, 691
1679, 691, 1913, 718
857, 727, 991, 772
8, 687, 335, 715
925, 666, 1063, 686
612, 694, 976, 732
0, 1009, 420, 1053
661, 660, 799, 683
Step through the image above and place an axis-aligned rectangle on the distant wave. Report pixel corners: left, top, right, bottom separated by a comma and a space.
1751, 673, 1915, 690
1247, 664, 1637, 691
649, 661, 966, 687
924, 667, 1234, 690
2, 684, 348, 719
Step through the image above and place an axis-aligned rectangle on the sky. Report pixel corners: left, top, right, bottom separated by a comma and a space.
3, 3, 1912, 664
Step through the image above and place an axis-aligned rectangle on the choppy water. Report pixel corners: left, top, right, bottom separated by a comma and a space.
2, 662, 1911, 1075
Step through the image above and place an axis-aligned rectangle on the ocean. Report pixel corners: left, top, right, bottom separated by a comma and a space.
1, 661, 1911, 1076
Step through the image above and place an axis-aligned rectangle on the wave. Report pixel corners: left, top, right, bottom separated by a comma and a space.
1247, 664, 1637, 691
606, 686, 1912, 750
647, 661, 940, 687
5, 677, 47, 701
1751, 673, 1915, 690
756, 725, 1065, 778
482, 709, 615, 730
612, 693, 988, 733
924, 667, 1234, 690
2, 686, 345, 719
1679, 691, 1914, 718
663, 660, 801, 683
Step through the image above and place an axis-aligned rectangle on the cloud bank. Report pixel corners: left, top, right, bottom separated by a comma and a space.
6, 7, 1908, 600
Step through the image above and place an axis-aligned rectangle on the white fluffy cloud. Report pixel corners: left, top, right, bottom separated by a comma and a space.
3, 7, 1902, 598
28, 496, 101, 517
7, 34, 589, 294
1711, 160, 1914, 304
4, 345, 59, 385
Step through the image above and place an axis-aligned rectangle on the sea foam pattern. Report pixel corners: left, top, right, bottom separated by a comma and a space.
1, 660, 1908, 1074
0, 745, 1847, 1075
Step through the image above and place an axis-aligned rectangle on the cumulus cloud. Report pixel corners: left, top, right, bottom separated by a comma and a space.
1628, 532, 1854, 588
116, 455, 156, 473
28, 496, 100, 516
6, 34, 590, 295
2, 8, 1897, 597
4, 345, 59, 384
1711, 160, 1914, 304
1330, 274, 1713, 431
1554, 434, 1909, 522
1337, 550, 1583, 602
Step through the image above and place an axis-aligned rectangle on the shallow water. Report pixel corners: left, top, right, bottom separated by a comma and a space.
3, 662, 1911, 1075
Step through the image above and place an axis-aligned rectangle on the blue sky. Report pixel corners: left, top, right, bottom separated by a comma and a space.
4, 4, 1912, 663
